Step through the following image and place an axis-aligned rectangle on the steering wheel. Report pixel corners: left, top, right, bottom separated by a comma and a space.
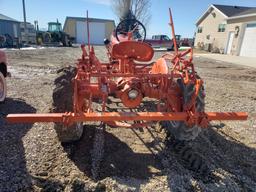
115, 19, 146, 42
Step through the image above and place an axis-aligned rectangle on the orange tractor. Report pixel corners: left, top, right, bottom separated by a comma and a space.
7, 9, 247, 143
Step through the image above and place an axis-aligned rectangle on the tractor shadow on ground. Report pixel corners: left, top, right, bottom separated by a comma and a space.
165, 122, 256, 190
64, 125, 163, 182
199, 125, 256, 181
0, 98, 36, 191
64, 121, 256, 190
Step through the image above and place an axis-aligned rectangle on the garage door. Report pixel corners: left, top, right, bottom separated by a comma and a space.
240, 23, 256, 57
76, 21, 105, 45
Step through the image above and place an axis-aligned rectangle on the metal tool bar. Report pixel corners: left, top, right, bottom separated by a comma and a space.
6, 112, 248, 124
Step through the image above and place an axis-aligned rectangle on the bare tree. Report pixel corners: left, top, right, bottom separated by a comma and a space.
112, 0, 151, 27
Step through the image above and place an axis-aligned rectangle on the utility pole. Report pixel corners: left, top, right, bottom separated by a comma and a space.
22, 0, 28, 44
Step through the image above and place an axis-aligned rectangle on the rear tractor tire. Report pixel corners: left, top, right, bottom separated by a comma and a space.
164, 79, 205, 141
52, 66, 84, 143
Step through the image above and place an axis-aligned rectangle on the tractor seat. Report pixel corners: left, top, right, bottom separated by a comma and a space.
112, 41, 154, 62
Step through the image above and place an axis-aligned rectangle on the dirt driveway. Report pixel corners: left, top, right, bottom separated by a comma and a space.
195, 53, 256, 68
0, 47, 255, 192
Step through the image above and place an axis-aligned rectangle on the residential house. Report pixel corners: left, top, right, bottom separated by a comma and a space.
194, 4, 256, 57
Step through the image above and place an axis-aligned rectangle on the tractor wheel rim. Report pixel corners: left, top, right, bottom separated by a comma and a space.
0, 77, 4, 98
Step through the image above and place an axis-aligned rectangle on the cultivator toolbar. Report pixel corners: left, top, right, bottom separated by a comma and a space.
6, 8, 248, 142
7, 112, 247, 126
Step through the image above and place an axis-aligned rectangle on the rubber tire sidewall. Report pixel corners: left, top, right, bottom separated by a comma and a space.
0, 72, 6, 102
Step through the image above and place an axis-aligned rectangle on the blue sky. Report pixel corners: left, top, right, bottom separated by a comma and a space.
1, 0, 256, 38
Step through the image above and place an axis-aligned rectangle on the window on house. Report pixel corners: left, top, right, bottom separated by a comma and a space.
218, 24, 226, 32
247, 23, 256, 28
197, 27, 203, 33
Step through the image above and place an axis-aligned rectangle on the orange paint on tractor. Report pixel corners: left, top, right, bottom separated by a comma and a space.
6, 8, 248, 128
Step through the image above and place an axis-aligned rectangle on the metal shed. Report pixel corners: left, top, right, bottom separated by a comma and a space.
0, 14, 21, 39
63, 17, 115, 45
0, 13, 21, 47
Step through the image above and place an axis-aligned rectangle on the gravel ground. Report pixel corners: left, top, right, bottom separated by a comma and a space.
0, 46, 255, 192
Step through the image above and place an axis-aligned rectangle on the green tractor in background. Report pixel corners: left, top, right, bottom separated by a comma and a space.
36, 20, 74, 47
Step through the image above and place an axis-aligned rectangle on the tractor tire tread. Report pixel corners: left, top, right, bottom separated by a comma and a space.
52, 66, 83, 143
163, 78, 205, 141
